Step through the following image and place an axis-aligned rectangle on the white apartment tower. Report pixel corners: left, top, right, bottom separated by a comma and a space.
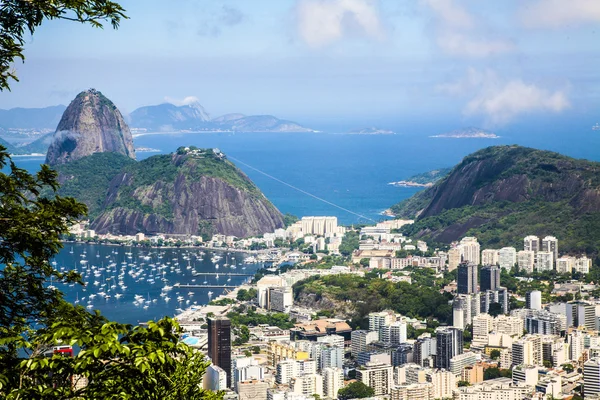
322, 367, 344, 399
541, 236, 558, 262
524, 235, 540, 253
517, 250, 535, 274
536, 251, 554, 272
498, 247, 517, 270
481, 249, 499, 266
460, 237, 481, 265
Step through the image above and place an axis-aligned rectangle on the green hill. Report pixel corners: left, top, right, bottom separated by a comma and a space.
391, 145, 600, 255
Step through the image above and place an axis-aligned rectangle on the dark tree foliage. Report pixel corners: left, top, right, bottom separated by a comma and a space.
337, 381, 374, 400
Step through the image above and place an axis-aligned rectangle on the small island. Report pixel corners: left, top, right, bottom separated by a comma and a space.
430, 127, 499, 139
388, 167, 451, 188
347, 127, 395, 135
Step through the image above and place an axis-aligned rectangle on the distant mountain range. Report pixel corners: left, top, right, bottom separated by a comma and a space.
0, 105, 66, 129
128, 102, 314, 133
0, 99, 314, 144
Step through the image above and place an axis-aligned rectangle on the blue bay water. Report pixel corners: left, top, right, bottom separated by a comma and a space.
51, 243, 261, 324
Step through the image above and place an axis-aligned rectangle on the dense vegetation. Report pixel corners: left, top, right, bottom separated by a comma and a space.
293, 273, 453, 327
401, 167, 451, 185
337, 381, 374, 400
390, 146, 600, 255
53, 152, 136, 218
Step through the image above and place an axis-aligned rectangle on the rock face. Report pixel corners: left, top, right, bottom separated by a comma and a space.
45, 89, 135, 165
392, 145, 600, 253
90, 148, 284, 237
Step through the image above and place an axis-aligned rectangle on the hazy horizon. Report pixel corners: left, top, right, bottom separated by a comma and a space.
2, 0, 599, 131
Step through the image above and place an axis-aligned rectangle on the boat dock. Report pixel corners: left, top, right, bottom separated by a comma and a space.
175, 283, 241, 289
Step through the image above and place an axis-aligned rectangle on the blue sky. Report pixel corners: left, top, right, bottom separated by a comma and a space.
2, 0, 600, 129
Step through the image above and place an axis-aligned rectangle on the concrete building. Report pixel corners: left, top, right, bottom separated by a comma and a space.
525, 290, 542, 310
351, 330, 379, 356
448, 248, 461, 271
517, 250, 535, 274
436, 327, 463, 370
356, 362, 394, 396
481, 249, 499, 266
461, 364, 484, 385
480, 265, 500, 292
290, 374, 323, 398
459, 237, 481, 266
453, 381, 532, 400
523, 235, 540, 254
413, 336, 436, 367
237, 380, 269, 400
233, 357, 265, 391
301, 216, 338, 236
575, 256, 592, 274
269, 286, 293, 312
512, 335, 541, 367
541, 236, 558, 263
457, 262, 478, 294
498, 247, 517, 270
208, 316, 232, 387
556, 256, 575, 274
426, 369, 456, 399
369, 310, 396, 334
322, 367, 344, 399
390, 383, 435, 400
204, 364, 228, 391
449, 352, 477, 376
512, 365, 538, 387
585, 357, 600, 397
536, 251, 554, 272
380, 320, 408, 345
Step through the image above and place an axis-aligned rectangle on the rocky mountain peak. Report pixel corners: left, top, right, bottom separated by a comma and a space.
45, 89, 135, 166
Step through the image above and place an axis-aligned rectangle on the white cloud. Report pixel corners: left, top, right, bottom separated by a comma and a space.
164, 96, 201, 106
519, 0, 600, 28
421, 0, 514, 57
439, 68, 570, 125
295, 0, 384, 47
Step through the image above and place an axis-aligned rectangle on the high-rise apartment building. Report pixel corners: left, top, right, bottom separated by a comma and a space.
322, 367, 344, 399
524, 235, 540, 253
541, 236, 558, 262
525, 291, 542, 310
498, 247, 517, 270
208, 316, 232, 387
585, 357, 600, 397
480, 265, 500, 292
436, 327, 463, 370
356, 363, 393, 396
457, 262, 478, 294
536, 251, 554, 272
481, 249, 499, 266
459, 237, 480, 265
517, 250, 535, 274
448, 248, 461, 271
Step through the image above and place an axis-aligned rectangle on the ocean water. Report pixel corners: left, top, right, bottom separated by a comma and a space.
11, 120, 600, 225
51, 243, 261, 324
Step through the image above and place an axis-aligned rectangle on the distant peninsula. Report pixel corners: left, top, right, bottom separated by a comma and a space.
389, 167, 451, 188
347, 127, 395, 135
431, 127, 499, 139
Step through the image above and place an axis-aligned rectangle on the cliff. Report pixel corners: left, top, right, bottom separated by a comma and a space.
89, 147, 284, 237
392, 145, 600, 253
45, 89, 135, 165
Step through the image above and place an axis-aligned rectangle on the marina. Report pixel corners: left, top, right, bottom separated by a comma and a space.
49, 243, 265, 324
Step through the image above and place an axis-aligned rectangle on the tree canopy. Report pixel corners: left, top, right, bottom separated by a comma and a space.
337, 381, 374, 400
